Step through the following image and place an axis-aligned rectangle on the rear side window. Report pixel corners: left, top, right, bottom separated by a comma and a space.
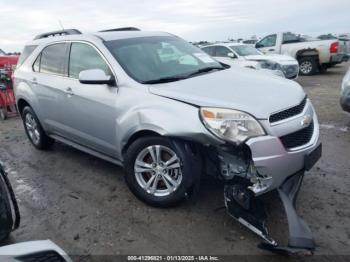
40, 43, 70, 76
69, 43, 111, 79
17, 45, 37, 66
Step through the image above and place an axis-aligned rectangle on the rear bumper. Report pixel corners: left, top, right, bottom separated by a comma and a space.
330, 53, 345, 64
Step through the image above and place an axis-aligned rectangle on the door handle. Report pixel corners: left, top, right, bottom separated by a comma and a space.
268, 49, 275, 51
65, 87, 74, 96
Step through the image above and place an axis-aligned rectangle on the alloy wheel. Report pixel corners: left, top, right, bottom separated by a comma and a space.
25, 113, 41, 145
134, 145, 182, 197
300, 61, 313, 75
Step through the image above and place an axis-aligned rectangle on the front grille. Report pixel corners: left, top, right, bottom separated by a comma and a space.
280, 121, 314, 149
282, 64, 299, 79
269, 97, 307, 124
16, 251, 66, 262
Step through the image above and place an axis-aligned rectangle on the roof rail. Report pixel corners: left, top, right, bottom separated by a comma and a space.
99, 27, 141, 32
34, 29, 82, 40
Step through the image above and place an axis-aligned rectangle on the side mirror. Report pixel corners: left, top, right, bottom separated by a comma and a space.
255, 43, 262, 48
227, 52, 236, 58
79, 69, 115, 86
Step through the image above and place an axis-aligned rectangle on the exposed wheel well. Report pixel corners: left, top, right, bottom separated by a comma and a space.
122, 130, 160, 156
296, 49, 319, 66
296, 49, 319, 58
17, 99, 30, 117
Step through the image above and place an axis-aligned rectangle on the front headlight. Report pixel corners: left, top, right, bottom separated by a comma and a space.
200, 108, 265, 144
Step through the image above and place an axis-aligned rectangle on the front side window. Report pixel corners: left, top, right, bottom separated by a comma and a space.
105, 36, 223, 84
257, 34, 277, 48
69, 43, 112, 79
201, 46, 215, 56
214, 46, 231, 57
40, 43, 70, 76
230, 45, 261, 56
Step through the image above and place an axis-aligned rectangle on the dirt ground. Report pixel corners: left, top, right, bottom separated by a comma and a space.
0, 63, 350, 260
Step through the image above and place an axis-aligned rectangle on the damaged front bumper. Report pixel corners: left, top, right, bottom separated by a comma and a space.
214, 101, 322, 254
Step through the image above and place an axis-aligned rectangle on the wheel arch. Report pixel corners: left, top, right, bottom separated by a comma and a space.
17, 98, 31, 117
122, 129, 161, 157
296, 49, 319, 61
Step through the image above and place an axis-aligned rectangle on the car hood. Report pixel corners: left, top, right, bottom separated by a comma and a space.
244, 54, 298, 65
149, 67, 305, 119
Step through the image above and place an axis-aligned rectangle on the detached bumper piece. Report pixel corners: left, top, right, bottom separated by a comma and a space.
0, 164, 20, 242
224, 172, 314, 256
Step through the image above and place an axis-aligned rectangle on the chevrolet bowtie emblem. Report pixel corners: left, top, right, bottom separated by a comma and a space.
301, 114, 312, 127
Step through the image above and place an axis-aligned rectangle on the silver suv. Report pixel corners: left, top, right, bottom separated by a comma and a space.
14, 28, 321, 209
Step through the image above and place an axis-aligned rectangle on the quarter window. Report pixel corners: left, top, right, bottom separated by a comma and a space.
18, 45, 38, 67
40, 43, 70, 76
69, 43, 111, 79
33, 53, 41, 72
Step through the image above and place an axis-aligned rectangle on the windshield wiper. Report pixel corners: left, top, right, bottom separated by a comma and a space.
185, 66, 225, 78
142, 76, 187, 84
142, 66, 225, 84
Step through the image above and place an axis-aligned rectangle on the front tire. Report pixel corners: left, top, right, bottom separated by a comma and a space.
124, 137, 199, 207
298, 57, 317, 76
22, 106, 54, 150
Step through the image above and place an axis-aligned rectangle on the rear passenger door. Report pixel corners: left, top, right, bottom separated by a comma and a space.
31, 43, 71, 134
61, 42, 118, 157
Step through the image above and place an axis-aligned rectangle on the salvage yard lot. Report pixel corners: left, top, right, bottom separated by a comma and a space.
1, 63, 350, 258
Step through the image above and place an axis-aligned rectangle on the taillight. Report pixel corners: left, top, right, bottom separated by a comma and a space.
330, 42, 338, 53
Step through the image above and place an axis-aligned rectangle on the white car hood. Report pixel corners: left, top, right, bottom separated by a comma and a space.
149, 67, 305, 119
245, 54, 298, 65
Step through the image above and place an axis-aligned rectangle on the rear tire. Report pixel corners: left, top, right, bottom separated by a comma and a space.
124, 137, 200, 207
22, 106, 54, 150
298, 57, 317, 76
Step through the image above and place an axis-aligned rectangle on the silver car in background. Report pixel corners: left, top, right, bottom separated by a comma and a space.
201, 43, 299, 79
14, 28, 321, 252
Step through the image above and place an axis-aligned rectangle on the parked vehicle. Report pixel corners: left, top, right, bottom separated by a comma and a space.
0, 163, 20, 242
0, 55, 19, 120
255, 32, 345, 75
14, 28, 322, 253
201, 43, 299, 79
341, 67, 350, 112
0, 240, 72, 261
337, 34, 350, 61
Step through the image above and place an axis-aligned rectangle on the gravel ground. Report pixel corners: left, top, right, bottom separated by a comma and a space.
0, 62, 349, 260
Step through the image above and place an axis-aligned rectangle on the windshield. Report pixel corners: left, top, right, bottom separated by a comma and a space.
230, 45, 261, 56
105, 36, 224, 83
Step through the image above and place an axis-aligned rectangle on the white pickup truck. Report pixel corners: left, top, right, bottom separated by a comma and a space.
255, 32, 345, 75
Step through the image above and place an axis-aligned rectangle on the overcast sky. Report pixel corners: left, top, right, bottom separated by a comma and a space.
0, 0, 349, 52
